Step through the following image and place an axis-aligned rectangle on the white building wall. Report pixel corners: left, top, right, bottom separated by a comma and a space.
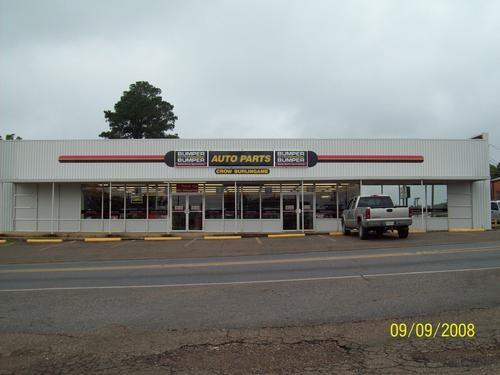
0, 138, 490, 183
447, 181, 472, 229
472, 180, 491, 230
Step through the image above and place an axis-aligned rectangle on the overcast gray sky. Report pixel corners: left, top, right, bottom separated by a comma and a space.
1, 0, 499, 162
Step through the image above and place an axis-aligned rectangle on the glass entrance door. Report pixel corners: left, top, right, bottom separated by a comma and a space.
282, 193, 314, 231
282, 194, 298, 230
172, 195, 187, 230
171, 194, 203, 231
301, 193, 314, 230
188, 195, 203, 230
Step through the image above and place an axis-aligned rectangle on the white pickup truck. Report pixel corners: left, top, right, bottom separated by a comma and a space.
341, 195, 412, 240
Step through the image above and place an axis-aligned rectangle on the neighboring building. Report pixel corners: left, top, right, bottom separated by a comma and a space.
0, 135, 491, 233
491, 177, 500, 200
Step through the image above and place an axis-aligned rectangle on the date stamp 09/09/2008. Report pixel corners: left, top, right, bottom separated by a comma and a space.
389, 322, 476, 338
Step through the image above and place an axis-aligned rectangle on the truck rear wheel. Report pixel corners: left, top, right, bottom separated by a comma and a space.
359, 225, 368, 240
398, 227, 409, 239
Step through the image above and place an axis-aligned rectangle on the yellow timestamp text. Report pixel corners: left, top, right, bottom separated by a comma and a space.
389, 322, 475, 338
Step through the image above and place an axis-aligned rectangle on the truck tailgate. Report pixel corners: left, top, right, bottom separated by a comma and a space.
369, 207, 409, 219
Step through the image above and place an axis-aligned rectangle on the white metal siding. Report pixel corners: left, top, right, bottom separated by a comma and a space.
0, 138, 490, 182
472, 179, 491, 229
448, 181, 472, 229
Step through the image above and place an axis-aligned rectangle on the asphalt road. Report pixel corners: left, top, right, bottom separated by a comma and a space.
1, 238, 499, 334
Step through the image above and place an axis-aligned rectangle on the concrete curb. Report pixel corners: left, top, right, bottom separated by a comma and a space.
268, 233, 305, 238
84, 238, 122, 242
329, 232, 343, 236
144, 237, 182, 241
448, 228, 485, 233
204, 236, 242, 240
26, 239, 64, 244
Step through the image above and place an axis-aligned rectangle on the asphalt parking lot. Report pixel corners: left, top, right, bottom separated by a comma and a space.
1, 230, 499, 265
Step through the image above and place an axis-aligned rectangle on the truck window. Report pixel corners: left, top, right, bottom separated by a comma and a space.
492, 202, 499, 211
357, 196, 394, 208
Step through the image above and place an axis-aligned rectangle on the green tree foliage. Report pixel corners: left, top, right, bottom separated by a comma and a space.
0, 134, 22, 140
99, 81, 179, 139
491, 163, 500, 179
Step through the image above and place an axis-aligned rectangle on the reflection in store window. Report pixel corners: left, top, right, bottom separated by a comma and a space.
148, 184, 168, 219
261, 185, 280, 219
360, 185, 382, 196
125, 185, 147, 219
110, 185, 125, 219
338, 182, 360, 216
242, 189, 260, 219
205, 189, 223, 219
315, 183, 337, 218
81, 184, 107, 219
426, 185, 448, 217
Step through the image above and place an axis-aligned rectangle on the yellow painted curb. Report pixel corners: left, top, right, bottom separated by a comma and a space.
329, 232, 343, 236
0, 239, 7, 244
84, 237, 122, 242
409, 230, 426, 233
448, 228, 485, 233
26, 239, 63, 243
144, 236, 182, 241
204, 235, 242, 240
268, 233, 306, 238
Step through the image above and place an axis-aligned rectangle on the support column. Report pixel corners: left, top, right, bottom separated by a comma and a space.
234, 181, 237, 233
50, 182, 55, 234
421, 180, 425, 230
301, 180, 304, 233
108, 182, 112, 235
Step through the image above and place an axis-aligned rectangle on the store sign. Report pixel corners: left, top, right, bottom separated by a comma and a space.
275, 151, 308, 166
164, 151, 315, 167
215, 168, 270, 175
176, 183, 199, 192
175, 151, 207, 167
209, 151, 273, 166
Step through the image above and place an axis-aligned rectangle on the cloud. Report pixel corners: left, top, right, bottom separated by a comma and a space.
1, 0, 499, 161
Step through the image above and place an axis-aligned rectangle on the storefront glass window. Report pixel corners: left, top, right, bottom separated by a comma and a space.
426, 184, 448, 217
125, 185, 147, 219
224, 186, 240, 219
148, 184, 168, 219
110, 185, 125, 219
242, 186, 260, 219
81, 184, 103, 219
261, 184, 280, 219
315, 183, 337, 218
205, 184, 223, 219
404, 185, 425, 216
360, 184, 382, 196
381, 185, 400, 205
338, 182, 360, 216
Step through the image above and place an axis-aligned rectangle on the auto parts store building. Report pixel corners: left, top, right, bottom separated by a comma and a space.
0, 135, 491, 234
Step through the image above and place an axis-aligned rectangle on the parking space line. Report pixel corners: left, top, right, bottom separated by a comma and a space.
108, 241, 129, 248
39, 242, 67, 251
184, 238, 197, 248
319, 235, 336, 242
255, 237, 263, 245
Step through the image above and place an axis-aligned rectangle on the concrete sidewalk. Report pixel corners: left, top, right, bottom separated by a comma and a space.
1, 230, 499, 265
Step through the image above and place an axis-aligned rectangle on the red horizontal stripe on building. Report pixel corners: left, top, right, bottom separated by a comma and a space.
317, 155, 424, 163
58, 155, 165, 163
